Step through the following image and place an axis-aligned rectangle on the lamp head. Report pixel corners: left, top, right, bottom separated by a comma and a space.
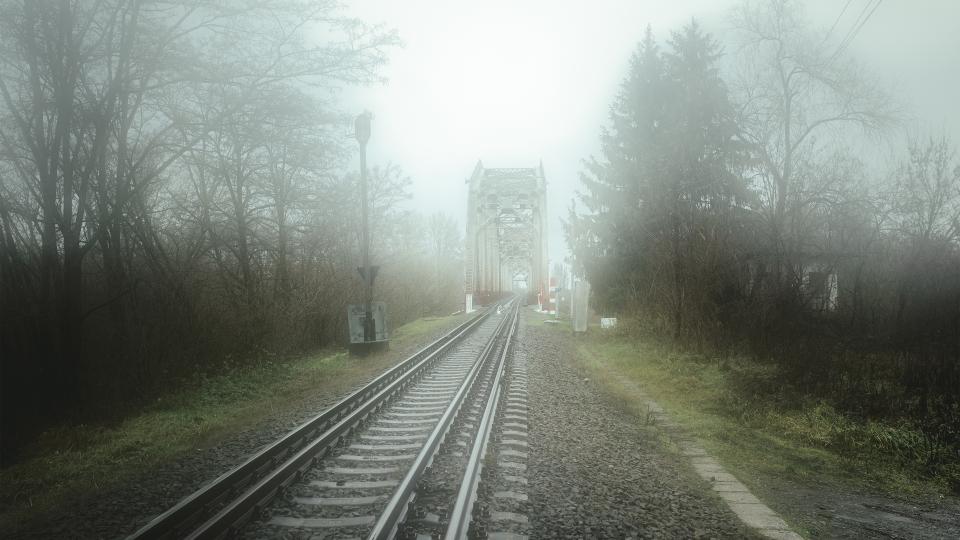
354, 111, 372, 146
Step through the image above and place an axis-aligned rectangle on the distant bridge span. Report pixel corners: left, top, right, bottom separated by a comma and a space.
465, 161, 548, 305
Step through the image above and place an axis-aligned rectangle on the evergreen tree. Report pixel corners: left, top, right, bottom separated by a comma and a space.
567, 20, 745, 336
566, 26, 666, 311
658, 20, 745, 337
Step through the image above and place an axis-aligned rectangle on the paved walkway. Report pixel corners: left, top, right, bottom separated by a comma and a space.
614, 376, 804, 540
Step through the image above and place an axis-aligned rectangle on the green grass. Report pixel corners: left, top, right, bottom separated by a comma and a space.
0, 311, 469, 532
551, 324, 955, 535
390, 313, 467, 347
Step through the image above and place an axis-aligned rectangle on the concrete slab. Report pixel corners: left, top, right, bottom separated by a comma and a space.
270, 515, 374, 528
718, 490, 764, 505
293, 495, 384, 506
693, 462, 725, 475
728, 502, 792, 530
700, 471, 740, 483
501, 474, 528, 484
488, 533, 529, 540
758, 529, 805, 540
612, 373, 805, 539
494, 490, 529, 502
712, 480, 750, 492
311, 479, 398, 489
491, 511, 529, 524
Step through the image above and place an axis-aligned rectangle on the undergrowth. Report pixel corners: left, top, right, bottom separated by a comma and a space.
569, 321, 960, 498
0, 311, 467, 533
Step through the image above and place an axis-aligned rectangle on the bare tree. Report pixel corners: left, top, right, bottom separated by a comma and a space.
0, 0, 398, 417
427, 212, 463, 310
730, 0, 898, 283
894, 135, 960, 244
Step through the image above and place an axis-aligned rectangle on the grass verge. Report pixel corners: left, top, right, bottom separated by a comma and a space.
540, 319, 956, 536
0, 311, 469, 532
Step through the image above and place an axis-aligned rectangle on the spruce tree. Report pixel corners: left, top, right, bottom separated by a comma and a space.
567, 20, 745, 331
566, 26, 666, 311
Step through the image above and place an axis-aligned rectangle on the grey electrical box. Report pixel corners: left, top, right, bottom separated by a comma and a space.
347, 302, 388, 343
572, 281, 591, 333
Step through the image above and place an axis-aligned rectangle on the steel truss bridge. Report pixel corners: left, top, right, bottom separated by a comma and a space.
465, 161, 548, 305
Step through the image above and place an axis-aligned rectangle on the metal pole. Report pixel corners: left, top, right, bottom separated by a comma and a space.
356, 112, 373, 342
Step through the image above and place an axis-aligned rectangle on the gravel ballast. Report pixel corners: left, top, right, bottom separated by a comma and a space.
522, 309, 756, 538
12, 308, 761, 539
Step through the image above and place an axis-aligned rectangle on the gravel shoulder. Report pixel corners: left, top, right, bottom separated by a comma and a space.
522, 309, 757, 538
567, 317, 960, 540
4, 313, 470, 540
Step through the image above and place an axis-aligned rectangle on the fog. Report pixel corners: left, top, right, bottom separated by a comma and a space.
343, 0, 960, 260
2, 1, 960, 537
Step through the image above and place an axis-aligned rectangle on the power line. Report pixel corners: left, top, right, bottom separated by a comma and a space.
830, 0, 883, 63
835, 0, 877, 53
847, 0, 883, 48
823, 0, 855, 44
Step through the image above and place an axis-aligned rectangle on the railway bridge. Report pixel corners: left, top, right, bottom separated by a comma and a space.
464, 161, 548, 307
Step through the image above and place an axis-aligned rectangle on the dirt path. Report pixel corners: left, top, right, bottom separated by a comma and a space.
758, 481, 960, 539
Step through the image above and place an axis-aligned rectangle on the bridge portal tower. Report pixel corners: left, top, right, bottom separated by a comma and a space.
465, 161, 548, 306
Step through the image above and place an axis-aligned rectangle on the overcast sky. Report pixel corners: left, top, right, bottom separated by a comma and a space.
338, 0, 960, 264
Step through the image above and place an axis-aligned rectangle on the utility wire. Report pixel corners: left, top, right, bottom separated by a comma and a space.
830, 0, 883, 63
823, 0, 855, 44
835, 0, 877, 54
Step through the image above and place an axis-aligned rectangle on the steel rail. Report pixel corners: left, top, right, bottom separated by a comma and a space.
366, 299, 517, 540
444, 301, 520, 540
128, 306, 494, 540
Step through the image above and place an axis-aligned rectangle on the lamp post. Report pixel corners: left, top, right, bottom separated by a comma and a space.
355, 111, 373, 342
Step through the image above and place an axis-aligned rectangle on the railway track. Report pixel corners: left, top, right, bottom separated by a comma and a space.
129, 299, 525, 540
